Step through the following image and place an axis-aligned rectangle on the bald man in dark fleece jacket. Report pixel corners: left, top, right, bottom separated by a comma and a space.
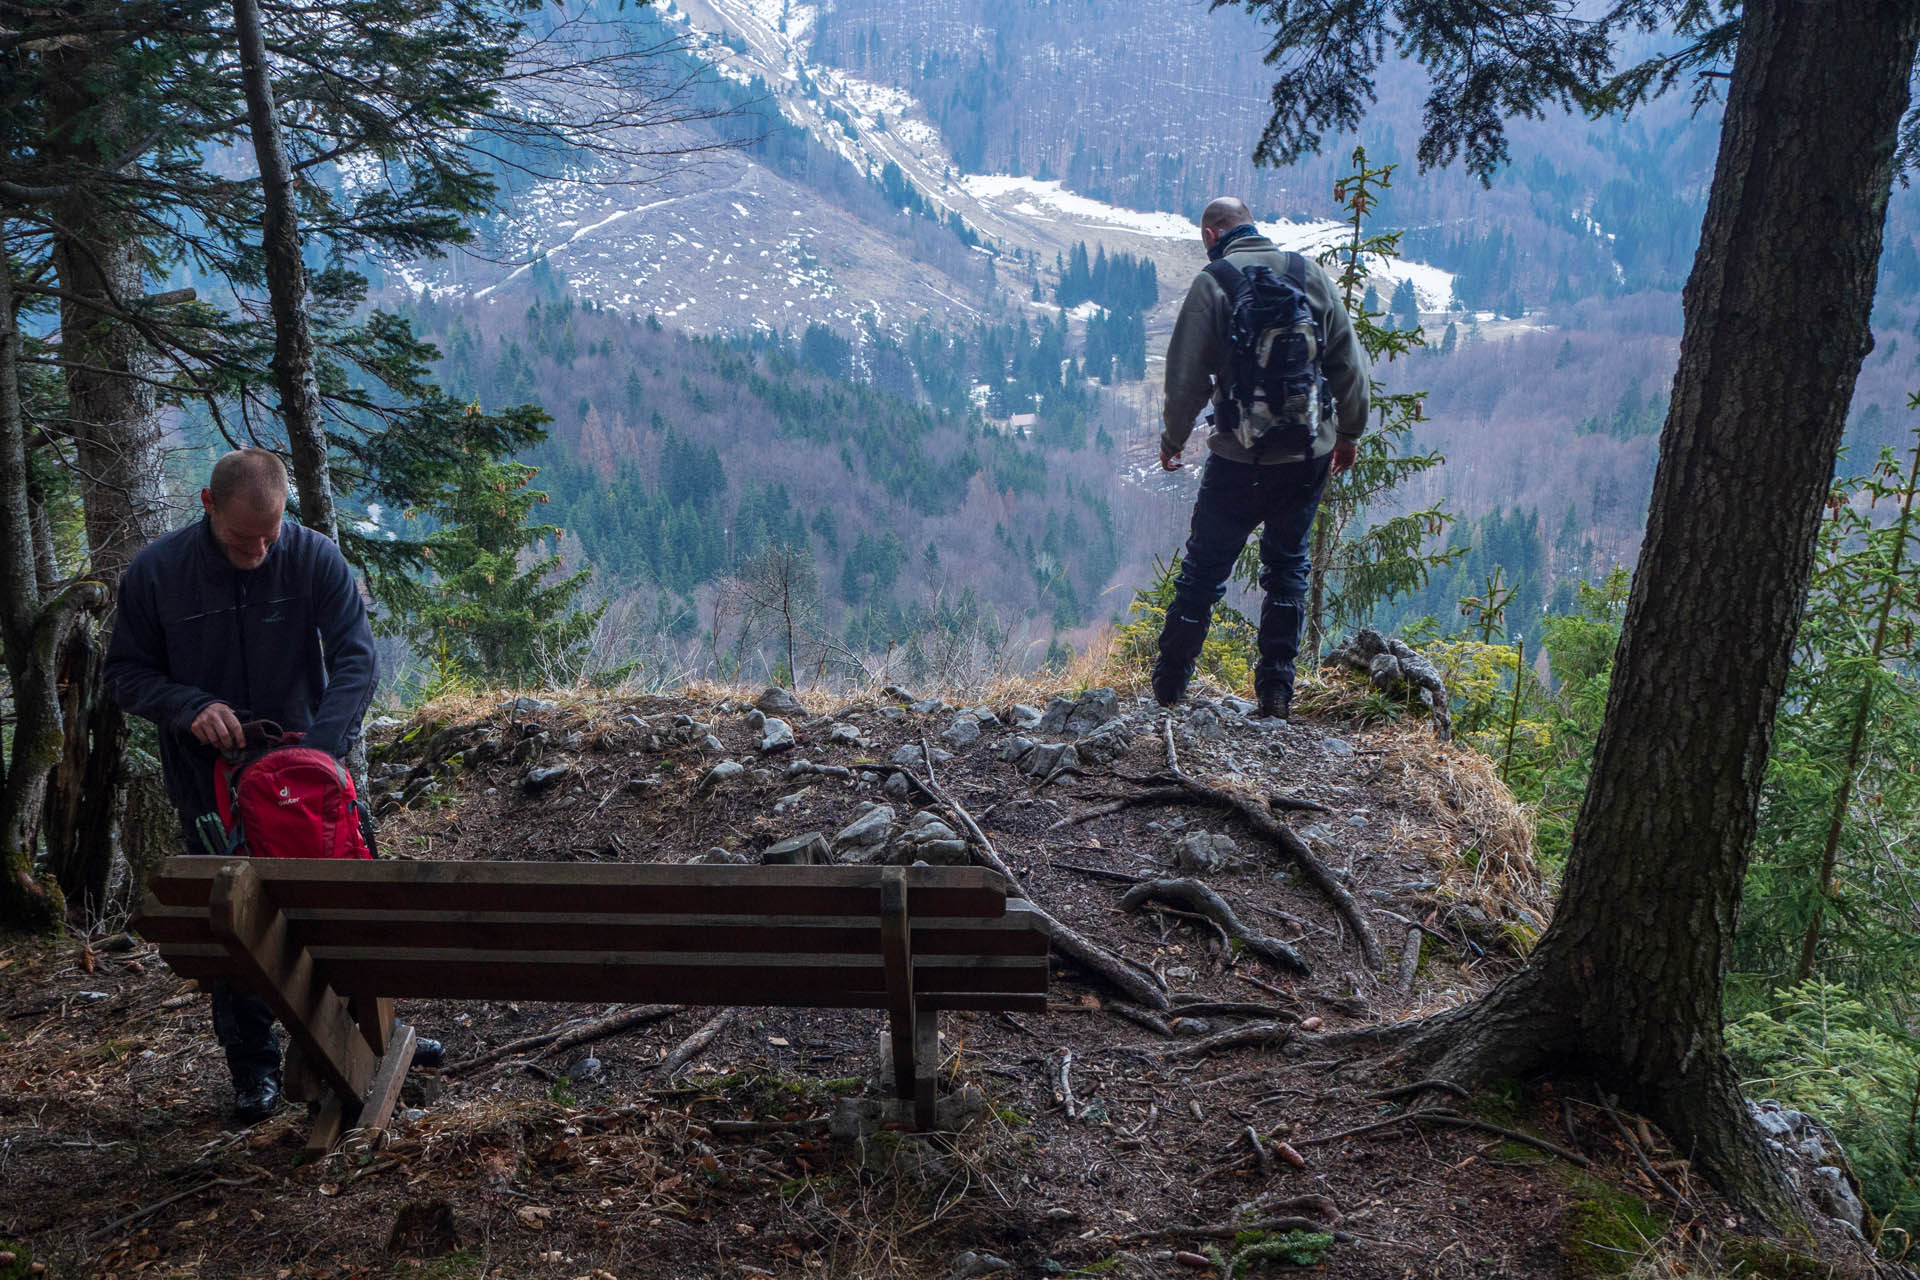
106, 448, 377, 1123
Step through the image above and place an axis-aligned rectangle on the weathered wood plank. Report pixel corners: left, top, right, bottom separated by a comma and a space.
206, 862, 376, 1107
135, 903, 1052, 958
879, 867, 917, 1104
913, 1011, 938, 1130
147, 859, 1012, 919
356, 1021, 416, 1141
354, 995, 395, 1058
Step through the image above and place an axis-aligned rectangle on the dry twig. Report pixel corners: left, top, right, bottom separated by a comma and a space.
1295, 1108, 1590, 1167
654, 1008, 737, 1079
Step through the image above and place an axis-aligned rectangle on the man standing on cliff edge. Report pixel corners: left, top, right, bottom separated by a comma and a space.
1153, 197, 1371, 719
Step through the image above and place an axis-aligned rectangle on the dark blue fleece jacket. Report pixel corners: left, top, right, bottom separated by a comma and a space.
104, 517, 378, 822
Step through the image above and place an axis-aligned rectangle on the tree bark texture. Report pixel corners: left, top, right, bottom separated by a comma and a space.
45, 63, 168, 918
234, 0, 337, 543
1406, 0, 1920, 1220
0, 254, 86, 933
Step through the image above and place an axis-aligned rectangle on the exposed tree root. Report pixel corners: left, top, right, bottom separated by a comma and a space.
1121, 877, 1309, 975
911, 745, 1172, 1011
1133, 716, 1384, 968
654, 1008, 737, 1078
1295, 1107, 1591, 1168
1156, 1020, 1293, 1059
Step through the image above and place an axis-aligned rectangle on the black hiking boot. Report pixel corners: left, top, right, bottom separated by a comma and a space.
1255, 688, 1291, 721
412, 1037, 445, 1069
1152, 653, 1197, 707
231, 1068, 283, 1125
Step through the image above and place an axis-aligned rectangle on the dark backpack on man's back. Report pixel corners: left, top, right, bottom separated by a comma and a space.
1205, 252, 1326, 456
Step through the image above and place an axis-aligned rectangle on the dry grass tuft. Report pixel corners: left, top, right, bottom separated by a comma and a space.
1366, 720, 1554, 950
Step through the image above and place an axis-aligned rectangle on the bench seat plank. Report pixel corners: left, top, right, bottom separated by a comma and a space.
146, 941, 1047, 1006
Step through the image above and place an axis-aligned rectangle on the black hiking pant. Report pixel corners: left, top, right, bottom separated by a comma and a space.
1157, 451, 1331, 700
179, 818, 281, 1083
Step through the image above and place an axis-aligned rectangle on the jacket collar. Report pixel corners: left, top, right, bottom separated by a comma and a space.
1208, 223, 1262, 260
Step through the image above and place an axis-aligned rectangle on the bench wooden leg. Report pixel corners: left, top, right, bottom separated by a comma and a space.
913, 1012, 938, 1131
878, 868, 920, 1109
206, 861, 377, 1147
359, 1022, 417, 1136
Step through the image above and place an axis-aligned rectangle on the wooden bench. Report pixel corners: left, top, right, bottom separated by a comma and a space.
131, 857, 1050, 1150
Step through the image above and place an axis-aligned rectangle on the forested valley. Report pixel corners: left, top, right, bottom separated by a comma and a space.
4, 0, 1920, 1277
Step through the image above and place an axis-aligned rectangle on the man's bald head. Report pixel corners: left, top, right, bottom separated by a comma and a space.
208, 448, 289, 514
1201, 197, 1254, 234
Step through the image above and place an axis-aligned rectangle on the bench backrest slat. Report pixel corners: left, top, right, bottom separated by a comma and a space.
134, 901, 1051, 958
146, 858, 1013, 919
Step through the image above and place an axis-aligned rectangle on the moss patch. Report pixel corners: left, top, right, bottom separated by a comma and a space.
1559, 1176, 1670, 1277
1718, 1237, 1839, 1279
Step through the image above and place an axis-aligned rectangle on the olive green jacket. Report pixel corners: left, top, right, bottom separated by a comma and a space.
1160, 232, 1371, 464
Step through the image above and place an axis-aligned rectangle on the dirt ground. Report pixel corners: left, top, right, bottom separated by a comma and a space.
0, 680, 1897, 1279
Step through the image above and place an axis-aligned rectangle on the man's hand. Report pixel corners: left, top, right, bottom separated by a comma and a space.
190, 701, 245, 752
1330, 440, 1359, 475
1160, 444, 1184, 472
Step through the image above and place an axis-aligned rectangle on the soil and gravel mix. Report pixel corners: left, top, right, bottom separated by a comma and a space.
0, 679, 1892, 1279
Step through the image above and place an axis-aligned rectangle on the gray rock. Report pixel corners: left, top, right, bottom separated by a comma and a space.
1020, 741, 1080, 778
625, 775, 662, 795
940, 715, 982, 748
898, 839, 970, 866
949, 1250, 1014, 1279
367, 716, 406, 733
521, 764, 572, 795
1219, 696, 1257, 716
1186, 703, 1226, 742
1036, 697, 1076, 734
756, 687, 806, 717
883, 772, 911, 798
700, 734, 727, 754
995, 735, 1037, 763
828, 722, 864, 746
892, 743, 951, 768
908, 697, 949, 716
759, 717, 796, 753
1064, 687, 1121, 735
835, 805, 897, 848
690, 848, 749, 865
745, 708, 766, 731
1009, 704, 1045, 729
1322, 737, 1355, 758
772, 786, 813, 814
1170, 1017, 1214, 1037
763, 832, 831, 865
1810, 1166, 1865, 1233
1173, 830, 1237, 873
564, 1055, 602, 1083
1074, 720, 1132, 766
502, 695, 558, 714
699, 760, 745, 790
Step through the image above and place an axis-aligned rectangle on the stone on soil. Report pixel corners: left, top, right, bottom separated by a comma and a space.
755, 687, 806, 716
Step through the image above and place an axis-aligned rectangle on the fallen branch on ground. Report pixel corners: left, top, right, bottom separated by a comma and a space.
445, 1004, 681, 1077
90, 1175, 262, 1243
1112, 1197, 1343, 1243
1369, 1079, 1471, 1104
1107, 1001, 1175, 1037
1121, 878, 1309, 975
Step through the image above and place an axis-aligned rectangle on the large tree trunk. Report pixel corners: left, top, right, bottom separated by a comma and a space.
0, 251, 100, 934
42, 59, 169, 920
1400, 0, 1920, 1221
233, 0, 337, 544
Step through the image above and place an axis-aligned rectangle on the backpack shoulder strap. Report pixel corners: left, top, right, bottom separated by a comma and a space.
1203, 258, 1245, 294
1282, 251, 1308, 291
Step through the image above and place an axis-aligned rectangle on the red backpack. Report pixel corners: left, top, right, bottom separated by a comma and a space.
214, 722, 372, 860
